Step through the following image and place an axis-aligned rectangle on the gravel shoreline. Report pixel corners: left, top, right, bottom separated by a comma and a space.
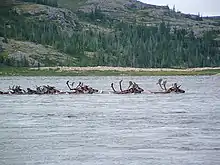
33, 66, 220, 72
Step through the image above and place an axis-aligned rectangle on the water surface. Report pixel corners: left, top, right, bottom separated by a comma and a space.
0, 76, 220, 165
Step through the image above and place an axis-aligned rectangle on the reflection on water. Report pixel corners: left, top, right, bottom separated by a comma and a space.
0, 76, 220, 165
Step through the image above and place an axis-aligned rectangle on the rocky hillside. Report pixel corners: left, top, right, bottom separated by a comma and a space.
0, 0, 220, 67
73, 0, 220, 36
0, 37, 76, 66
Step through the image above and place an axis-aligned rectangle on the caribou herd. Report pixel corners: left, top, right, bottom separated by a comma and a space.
0, 79, 185, 95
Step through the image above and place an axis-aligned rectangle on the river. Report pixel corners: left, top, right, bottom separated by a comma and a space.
0, 76, 220, 165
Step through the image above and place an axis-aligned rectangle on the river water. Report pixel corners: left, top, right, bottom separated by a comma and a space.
0, 76, 220, 165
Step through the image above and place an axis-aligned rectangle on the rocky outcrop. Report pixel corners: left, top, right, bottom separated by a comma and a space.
13, 4, 78, 37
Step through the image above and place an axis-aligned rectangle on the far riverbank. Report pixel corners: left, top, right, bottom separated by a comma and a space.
0, 66, 220, 76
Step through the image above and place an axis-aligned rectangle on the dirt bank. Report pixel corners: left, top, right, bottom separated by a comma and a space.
32, 66, 220, 72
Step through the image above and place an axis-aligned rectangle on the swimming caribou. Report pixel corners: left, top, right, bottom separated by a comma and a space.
66, 80, 99, 94
111, 80, 144, 94
0, 79, 185, 95
0, 85, 62, 95
149, 78, 185, 94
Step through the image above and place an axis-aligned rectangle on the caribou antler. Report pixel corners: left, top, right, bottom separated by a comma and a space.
119, 80, 123, 91
157, 78, 164, 90
156, 78, 163, 85
173, 83, 182, 91
71, 82, 75, 87
76, 82, 82, 89
162, 80, 167, 91
133, 82, 138, 88
66, 80, 73, 90
128, 81, 133, 90
111, 83, 117, 93
173, 83, 181, 89
66, 81, 84, 91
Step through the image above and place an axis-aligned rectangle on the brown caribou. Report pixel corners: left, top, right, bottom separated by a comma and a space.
150, 78, 185, 94
8, 85, 26, 94
24, 84, 63, 95
66, 81, 99, 94
34, 85, 62, 94
111, 80, 144, 94
0, 90, 9, 94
